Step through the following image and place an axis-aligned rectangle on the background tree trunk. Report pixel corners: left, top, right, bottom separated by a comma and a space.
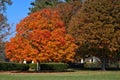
101, 57, 106, 70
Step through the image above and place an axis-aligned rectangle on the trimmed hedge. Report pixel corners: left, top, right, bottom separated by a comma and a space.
41, 63, 68, 71
106, 63, 120, 70
29, 63, 68, 72
15, 63, 29, 71
0, 62, 29, 71
29, 63, 37, 71
68, 63, 84, 69
84, 62, 101, 70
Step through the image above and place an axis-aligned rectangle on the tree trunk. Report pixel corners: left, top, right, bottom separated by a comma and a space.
116, 53, 120, 70
100, 48, 107, 71
36, 61, 41, 71
101, 57, 106, 70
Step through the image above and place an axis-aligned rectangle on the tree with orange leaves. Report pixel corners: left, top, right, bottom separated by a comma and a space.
5, 9, 77, 65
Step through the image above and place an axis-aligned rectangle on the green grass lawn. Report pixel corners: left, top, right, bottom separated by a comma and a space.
0, 71, 120, 80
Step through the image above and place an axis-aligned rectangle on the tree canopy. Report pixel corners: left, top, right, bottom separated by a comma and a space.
69, 0, 120, 51
29, 0, 82, 30
5, 9, 77, 63
68, 0, 120, 69
55, 1, 82, 30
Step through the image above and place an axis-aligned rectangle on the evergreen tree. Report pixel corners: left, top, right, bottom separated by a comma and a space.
29, 0, 62, 14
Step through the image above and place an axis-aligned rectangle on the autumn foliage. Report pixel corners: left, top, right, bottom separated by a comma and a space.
5, 9, 77, 63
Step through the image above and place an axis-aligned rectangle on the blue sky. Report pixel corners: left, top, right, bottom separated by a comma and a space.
6, 0, 34, 39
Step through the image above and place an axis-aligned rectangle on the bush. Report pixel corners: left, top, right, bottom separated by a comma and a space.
84, 62, 101, 70
68, 62, 84, 69
0, 62, 15, 71
0, 62, 29, 71
29, 63, 68, 72
15, 63, 29, 71
41, 63, 68, 72
29, 63, 37, 71
106, 63, 120, 70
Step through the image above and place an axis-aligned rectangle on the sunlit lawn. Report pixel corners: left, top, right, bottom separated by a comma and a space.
0, 71, 120, 80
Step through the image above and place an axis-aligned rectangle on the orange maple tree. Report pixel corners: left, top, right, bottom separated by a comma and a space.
5, 9, 77, 63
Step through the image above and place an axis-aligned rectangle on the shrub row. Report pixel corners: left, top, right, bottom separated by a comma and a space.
69, 62, 120, 70
0, 62, 68, 72
29, 63, 68, 72
1, 62, 119, 71
0, 62, 29, 71
84, 62, 101, 70
68, 63, 84, 69
41, 63, 68, 71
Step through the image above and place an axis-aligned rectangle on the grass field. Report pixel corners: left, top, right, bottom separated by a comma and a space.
0, 71, 120, 80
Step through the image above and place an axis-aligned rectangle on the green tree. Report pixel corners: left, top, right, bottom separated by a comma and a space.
68, 0, 120, 70
29, 0, 62, 14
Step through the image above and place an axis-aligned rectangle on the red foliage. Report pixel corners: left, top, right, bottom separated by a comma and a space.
5, 9, 77, 63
